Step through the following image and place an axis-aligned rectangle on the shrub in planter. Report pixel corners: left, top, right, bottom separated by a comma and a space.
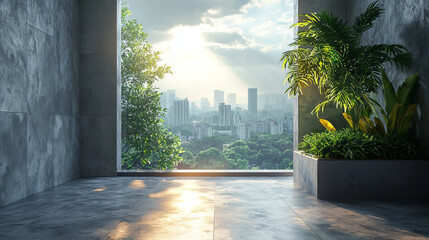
298, 128, 420, 160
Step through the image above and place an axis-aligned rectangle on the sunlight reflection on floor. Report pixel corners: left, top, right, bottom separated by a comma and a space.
107, 180, 214, 240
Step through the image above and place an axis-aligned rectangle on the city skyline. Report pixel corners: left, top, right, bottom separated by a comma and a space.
162, 87, 292, 110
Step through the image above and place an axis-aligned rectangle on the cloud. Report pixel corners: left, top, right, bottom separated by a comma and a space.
250, 20, 275, 37
207, 46, 286, 94
202, 31, 252, 49
125, 0, 251, 32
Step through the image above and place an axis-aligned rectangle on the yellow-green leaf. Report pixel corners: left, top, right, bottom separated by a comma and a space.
319, 119, 336, 131
358, 118, 369, 134
387, 103, 401, 133
382, 69, 396, 114
374, 117, 386, 134
342, 113, 354, 128
396, 104, 417, 136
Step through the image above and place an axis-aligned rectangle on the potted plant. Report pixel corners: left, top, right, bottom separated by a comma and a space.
282, 1, 429, 199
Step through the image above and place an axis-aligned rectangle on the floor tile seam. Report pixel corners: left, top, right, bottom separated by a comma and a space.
101, 180, 164, 239
268, 185, 325, 240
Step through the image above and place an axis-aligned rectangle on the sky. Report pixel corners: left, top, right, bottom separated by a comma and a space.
126, 0, 294, 105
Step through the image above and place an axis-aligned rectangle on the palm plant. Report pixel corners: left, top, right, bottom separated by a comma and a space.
281, 1, 411, 119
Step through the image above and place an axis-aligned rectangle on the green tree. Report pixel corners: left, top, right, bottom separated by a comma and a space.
194, 148, 230, 169
121, 3, 182, 169
183, 134, 237, 155
178, 151, 195, 169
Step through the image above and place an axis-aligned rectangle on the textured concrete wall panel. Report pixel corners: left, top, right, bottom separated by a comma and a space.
54, 0, 80, 115
0, 113, 27, 206
79, 54, 117, 116
53, 115, 79, 186
80, 0, 117, 54
79, 0, 119, 176
26, 25, 56, 195
0, 0, 28, 113
79, 116, 117, 177
27, 0, 54, 36
0, 0, 80, 206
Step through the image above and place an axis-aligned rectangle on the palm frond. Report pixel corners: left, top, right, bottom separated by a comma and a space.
352, 1, 384, 36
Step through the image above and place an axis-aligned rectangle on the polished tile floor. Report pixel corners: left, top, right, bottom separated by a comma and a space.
0, 177, 428, 240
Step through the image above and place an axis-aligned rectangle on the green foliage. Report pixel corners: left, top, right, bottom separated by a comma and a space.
194, 148, 231, 169
121, 3, 182, 169
180, 134, 293, 169
167, 125, 193, 137
299, 129, 420, 160
281, 1, 411, 116
177, 151, 195, 169
319, 70, 419, 137
183, 134, 237, 155
121, 4, 171, 85
379, 70, 419, 136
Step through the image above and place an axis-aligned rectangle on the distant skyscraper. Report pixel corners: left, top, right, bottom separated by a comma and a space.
190, 102, 197, 115
248, 88, 258, 119
270, 121, 284, 135
227, 93, 236, 108
166, 89, 176, 108
201, 98, 210, 109
214, 90, 224, 108
218, 103, 225, 126
237, 123, 250, 140
160, 92, 167, 109
218, 103, 232, 126
166, 89, 176, 124
173, 98, 189, 126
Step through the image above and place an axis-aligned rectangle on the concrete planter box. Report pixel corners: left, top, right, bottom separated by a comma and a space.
293, 151, 429, 200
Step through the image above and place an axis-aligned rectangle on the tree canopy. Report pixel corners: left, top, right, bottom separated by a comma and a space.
121, 3, 182, 170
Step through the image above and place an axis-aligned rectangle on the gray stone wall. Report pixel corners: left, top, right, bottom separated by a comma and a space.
0, 0, 80, 206
79, 0, 120, 177
347, 0, 429, 158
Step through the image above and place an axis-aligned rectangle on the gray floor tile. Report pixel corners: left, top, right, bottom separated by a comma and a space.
0, 177, 428, 240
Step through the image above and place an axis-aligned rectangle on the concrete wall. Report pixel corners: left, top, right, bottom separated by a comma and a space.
0, 0, 80, 206
347, 0, 429, 157
79, 0, 120, 177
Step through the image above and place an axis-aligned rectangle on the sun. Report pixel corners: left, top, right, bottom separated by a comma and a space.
170, 26, 205, 53
154, 25, 248, 103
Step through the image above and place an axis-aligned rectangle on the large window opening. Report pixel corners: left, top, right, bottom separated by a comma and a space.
120, 0, 295, 171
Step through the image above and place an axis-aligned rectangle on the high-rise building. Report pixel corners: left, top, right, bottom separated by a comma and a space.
166, 89, 176, 124
225, 104, 231, 126
218, 103, 232, 126
251, 120, 270, 134
190, 102, 197, 115
172, 98, 189, 126
248, 88, 258, 119
227, 93, 236, 108
270, 121, 284, 135
214, 90, 224, 108
166, 89, 176, 108
232, 111, 241, 125
201, 98, 210, 110
193, 124, 213, 140
237, 123, 250, 140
